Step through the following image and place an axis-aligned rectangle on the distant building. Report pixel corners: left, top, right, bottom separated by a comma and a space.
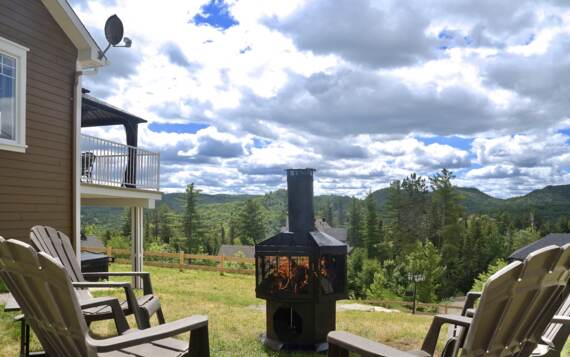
314, 218, 348, 243
218, 244, 255, 258
80, 232, 104, 249
509, 233, 570, 261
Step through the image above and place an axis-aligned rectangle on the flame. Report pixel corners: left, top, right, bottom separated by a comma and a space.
264, 256, 310, 294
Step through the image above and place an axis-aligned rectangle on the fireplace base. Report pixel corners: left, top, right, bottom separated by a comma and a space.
262, 300, 336, 351
260, 333, 329, 352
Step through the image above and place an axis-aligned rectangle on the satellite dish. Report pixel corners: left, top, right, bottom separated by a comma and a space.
98, 15, 132, 60
104, 15, 124, 46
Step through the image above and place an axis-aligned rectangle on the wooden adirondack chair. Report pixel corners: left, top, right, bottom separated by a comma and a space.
327, 244, 570, 357
532, 293, 570, 357
30, 225, 164, 329
0, 237, 209, 357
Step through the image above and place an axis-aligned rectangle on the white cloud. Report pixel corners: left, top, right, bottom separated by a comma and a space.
71, 0, 570, 197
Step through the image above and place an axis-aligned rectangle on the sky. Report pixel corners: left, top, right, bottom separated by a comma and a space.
71, 0, 570, 198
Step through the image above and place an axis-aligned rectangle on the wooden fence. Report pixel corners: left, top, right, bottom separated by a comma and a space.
82, 246, 466, 315
81, 246, 255, 275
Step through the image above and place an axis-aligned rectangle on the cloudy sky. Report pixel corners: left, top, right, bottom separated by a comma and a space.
71, 0, 570, 198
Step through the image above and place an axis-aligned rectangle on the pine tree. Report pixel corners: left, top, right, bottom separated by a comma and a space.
347, 197, 364, 248
238, 199, 265, 245
182, 183, 202, 252
157, 205, 173, 245
430, 168, 463, 248
364, 192, 380, 257
121, 208, 132, 238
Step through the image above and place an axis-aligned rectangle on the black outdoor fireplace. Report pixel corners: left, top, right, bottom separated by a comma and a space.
255, 169, 348, 352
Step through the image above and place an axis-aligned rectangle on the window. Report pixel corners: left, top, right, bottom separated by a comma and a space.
0, 36, 27, 153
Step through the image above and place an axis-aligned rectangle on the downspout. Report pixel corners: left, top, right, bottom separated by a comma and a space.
73, 67, 83, 261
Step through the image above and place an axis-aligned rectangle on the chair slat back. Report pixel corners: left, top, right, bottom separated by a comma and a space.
541, 287, 570, 351
0, 237, 94, 357
30, 225, 85, 282
462, 244, 570, 357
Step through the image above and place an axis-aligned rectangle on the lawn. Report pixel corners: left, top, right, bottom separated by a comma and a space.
0, 264, 567, 356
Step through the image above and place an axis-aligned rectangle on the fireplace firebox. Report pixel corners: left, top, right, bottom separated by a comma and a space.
255, 169, 347, 352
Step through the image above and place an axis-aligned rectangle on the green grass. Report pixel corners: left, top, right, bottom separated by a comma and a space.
0, 264, 568, 356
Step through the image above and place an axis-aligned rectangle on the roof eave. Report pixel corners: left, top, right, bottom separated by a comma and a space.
41, 0, 107, 69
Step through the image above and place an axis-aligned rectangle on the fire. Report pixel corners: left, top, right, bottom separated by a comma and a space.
263, 256, 310, 294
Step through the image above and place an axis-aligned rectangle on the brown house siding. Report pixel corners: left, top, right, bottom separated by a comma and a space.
0, 0, 77, 241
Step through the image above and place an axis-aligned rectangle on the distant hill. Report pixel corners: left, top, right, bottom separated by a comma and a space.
368, 184, 570, 218
161, 192, 258, 212
455, 187, 504, 213
82, 184, 570, 234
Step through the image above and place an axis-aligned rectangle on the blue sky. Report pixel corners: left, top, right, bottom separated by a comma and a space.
73, 0, 570, 198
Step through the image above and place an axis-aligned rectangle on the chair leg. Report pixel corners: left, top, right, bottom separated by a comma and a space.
189, 326, 210, 357
328, 343, 349, 357
156, 308, 166, 324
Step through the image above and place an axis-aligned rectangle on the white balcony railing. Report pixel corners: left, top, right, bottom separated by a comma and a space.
80, 134, 160, 191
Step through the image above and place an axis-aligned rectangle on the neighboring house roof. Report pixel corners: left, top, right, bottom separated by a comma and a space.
80, 234, 105, 248
509, 233, 570, 261
41, 0, 106, 68
218, 245, 255, 258
315, 218, 348, 243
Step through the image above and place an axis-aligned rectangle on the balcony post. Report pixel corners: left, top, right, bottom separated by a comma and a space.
131, 206, 144, 288
124, 123, 138, 188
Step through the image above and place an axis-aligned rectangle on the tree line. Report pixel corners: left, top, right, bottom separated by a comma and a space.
84, 169, 570, 303
345, 169, 558, 302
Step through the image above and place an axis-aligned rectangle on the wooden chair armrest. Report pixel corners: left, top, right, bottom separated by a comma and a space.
72, 281, 145, 328
88, 315, 208, 353
79, 297, 129, 333
327, 331, 417, 357
461, 292, 481, 316
82, 272, 154, 295
551, 315, 570, 325
421, 314, 472, 355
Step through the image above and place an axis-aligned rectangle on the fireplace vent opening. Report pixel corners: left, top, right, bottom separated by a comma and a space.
274, 307, 303, 340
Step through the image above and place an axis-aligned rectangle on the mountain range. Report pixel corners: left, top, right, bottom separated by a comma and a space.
82, 184, 570, 233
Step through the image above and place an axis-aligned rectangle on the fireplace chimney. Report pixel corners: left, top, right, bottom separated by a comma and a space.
287, 168, 315, 233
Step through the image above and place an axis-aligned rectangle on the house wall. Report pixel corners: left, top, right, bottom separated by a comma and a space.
0, 0, 77, 241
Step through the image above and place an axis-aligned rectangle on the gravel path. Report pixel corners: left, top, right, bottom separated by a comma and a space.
248, 303, 399, 313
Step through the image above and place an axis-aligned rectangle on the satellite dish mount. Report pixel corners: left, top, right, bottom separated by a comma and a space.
98, 15, 132, 59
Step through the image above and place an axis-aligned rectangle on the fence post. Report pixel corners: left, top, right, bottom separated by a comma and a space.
220, 255, 225, 275
179, 250, 184, 272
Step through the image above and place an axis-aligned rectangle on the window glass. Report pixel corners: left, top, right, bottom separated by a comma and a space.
0, 53, 16, 141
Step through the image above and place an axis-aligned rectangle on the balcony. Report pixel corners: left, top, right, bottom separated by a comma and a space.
80, 134, 160, 191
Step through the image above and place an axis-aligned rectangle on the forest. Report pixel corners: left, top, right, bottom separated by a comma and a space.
82, 169, 570, 303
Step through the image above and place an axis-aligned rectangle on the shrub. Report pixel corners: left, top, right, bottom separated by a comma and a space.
366, 271, 389, 299
471, 259, 508, 292
405, 241, 444, 303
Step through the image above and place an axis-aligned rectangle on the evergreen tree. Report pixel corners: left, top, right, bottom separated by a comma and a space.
182, 183, 202, 252
364, 192, 380, 257
238, 199, 265, 244
429, 168, 463, 248
157, 205, 173, 245
347, 197, 364, 248
121, 208, 132, 238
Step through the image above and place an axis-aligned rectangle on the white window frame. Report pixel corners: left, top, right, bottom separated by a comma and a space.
0, 36, 28, 153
